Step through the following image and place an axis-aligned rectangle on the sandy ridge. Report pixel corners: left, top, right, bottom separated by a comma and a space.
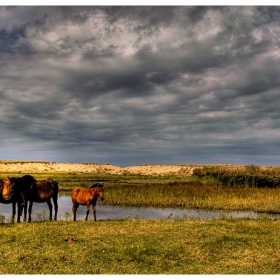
0, 161, 199, 175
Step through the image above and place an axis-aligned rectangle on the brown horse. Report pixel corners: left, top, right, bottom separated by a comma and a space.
0, 179, 23, 222
71, 183, 104, 221
8, 175, 58, 222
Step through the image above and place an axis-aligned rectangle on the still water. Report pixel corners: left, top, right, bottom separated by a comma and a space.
0, 195, 279, 221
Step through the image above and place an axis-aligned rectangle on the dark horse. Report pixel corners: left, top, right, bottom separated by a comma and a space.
8, 175, 58, 222
71, 183, 104, 221
0, 179, 23, 222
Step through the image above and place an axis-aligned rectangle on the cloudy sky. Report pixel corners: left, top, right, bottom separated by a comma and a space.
1, 6, 280, 166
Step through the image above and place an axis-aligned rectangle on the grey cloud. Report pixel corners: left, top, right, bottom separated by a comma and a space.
1, 6, 280, 166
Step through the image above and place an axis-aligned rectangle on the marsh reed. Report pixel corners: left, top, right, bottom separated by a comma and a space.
103, 181, 280, 213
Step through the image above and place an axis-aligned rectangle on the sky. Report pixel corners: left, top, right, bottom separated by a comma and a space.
1, 6, 280, 167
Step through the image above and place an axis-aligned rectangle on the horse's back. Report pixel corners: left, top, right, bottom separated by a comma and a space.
71, 188, 93, 205
44, 179, 58, 192
71, 187, 81, 201
32, 179, 58, 202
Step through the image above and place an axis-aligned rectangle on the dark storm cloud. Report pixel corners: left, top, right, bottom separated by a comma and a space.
1, 6, 280, 165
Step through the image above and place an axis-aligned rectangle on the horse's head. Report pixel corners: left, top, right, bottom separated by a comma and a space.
96, 184, 104, 201
22, 174, 36, 182
0, 179, 3, 191
1, 178, 17, 201
89, 183, 104, 201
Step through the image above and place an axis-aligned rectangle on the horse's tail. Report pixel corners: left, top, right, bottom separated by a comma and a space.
51, 180, 58, 220
52, 180, 59, 201
53, 180, 59, 193
51, 180, 58, 205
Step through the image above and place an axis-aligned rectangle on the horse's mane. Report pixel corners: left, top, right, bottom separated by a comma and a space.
22, 175, 37, 182
88, 183, 104, 189
7, 175, 36, 189
8, 177, 22, 183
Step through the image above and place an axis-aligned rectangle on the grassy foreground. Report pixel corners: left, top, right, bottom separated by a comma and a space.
1, 219, 280, 274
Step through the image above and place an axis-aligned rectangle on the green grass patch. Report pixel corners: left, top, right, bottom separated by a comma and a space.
1, 219, 280, 274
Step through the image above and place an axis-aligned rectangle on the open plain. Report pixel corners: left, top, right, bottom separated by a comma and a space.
1, 160, 280, 274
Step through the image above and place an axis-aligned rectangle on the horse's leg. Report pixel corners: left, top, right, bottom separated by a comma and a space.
53, 194, 58, 221
72, 201, 79, 221
28, 200, 33, 222
85, 203, 90, 221
46, 199, 53, 221
12, 202, 16, 223
92, 204, 96, 222
19, 200, 22, 217
23, 201, 28, 222
18, 196, 25, 222
20, 195, 25, 216
17, 202, 21, 223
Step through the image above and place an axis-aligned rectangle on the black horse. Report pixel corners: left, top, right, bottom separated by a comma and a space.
0, 179, 23, 222
6, 175, 58, 222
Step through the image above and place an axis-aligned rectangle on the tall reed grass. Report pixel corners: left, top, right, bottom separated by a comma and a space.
103, 181, 280, 213
193, 164, 280, 188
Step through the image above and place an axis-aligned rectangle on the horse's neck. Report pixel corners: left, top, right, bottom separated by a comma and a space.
90, 188, 99, 199
91, 188, 98, 195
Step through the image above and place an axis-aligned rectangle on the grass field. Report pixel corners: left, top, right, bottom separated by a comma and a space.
1, 164, 280, 274
1, 219, 280, 274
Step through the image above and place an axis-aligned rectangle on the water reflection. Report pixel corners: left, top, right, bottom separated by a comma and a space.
0, 194, 279, 221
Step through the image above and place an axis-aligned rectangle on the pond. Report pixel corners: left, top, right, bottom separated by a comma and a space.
0, 195, 279, 222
